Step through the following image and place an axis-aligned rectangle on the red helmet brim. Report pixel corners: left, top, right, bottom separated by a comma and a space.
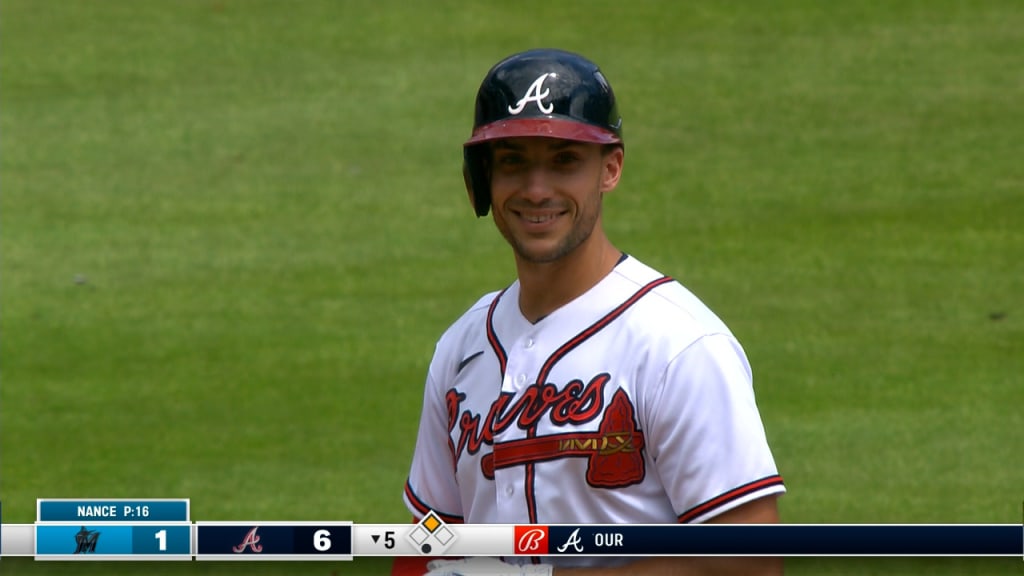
464, 117, 621, 147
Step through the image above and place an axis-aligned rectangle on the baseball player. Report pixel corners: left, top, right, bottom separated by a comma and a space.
394, 49, 785, 576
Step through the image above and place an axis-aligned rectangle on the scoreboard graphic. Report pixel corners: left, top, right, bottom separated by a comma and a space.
404, 511, 456, 555
195, 521, 352, 560
0, 498, 1021, 560
34, 499, 192, 561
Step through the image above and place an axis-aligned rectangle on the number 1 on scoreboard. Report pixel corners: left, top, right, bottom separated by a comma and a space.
154, 529, 167, 551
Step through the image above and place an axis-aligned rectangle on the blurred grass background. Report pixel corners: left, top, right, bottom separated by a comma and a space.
2, 1, 1021, 574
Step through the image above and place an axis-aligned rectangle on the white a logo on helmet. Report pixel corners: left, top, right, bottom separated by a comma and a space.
508, 73, 555, 115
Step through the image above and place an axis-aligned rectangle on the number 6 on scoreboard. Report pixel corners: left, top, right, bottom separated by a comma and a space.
314, 529, 331, 551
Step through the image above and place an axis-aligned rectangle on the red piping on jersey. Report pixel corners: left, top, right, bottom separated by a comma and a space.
676, 474, 785, 523
484, 275, 674, 526
485, 288, 509, 376
403, 479, 464, 524
534, 276, 674, 384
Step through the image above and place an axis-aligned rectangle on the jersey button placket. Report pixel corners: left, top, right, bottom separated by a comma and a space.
495, 334, 539, 521
515, 334, 536, 389
494, 467, 525, 521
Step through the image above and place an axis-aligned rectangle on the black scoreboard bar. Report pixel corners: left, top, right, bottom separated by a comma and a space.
195, 522, 352, 560
541, 524, 1023, 556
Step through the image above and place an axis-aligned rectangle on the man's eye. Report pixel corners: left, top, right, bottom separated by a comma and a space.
554, 152, 580, 165
498, 155, 525, 166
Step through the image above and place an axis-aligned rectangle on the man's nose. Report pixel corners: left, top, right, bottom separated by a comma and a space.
520, 165, 554, 202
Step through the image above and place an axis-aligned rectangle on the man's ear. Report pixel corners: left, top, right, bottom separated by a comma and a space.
600, 146, 625, 193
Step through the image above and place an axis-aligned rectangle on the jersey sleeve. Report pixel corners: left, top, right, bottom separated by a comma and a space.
645, 332, 785, 524
402, 362, 465, 523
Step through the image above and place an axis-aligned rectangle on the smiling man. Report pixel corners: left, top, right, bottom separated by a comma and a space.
396, 49, 786, 576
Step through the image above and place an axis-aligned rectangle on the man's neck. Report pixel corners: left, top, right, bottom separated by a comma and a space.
514, 236, 622, 323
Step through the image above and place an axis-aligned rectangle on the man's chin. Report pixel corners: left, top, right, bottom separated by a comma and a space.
512, 242, 566, 264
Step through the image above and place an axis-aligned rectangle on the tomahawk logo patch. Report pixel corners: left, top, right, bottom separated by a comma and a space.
508, 73, 555, 115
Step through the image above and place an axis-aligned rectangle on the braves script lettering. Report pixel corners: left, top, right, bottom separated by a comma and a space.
448, 373, 609, 467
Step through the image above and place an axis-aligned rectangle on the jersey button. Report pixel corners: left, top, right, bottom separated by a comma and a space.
515, 374, 527, 386
525, 338, 534, 349
505, 486, 514, 496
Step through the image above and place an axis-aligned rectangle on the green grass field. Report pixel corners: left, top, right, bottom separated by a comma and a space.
2, 1, 1022, 574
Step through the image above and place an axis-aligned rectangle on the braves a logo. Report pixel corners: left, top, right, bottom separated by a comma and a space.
447, 374, 646, 488
508, 73, 555, 115
232, 527, 263, 553
556, 528, 585, 553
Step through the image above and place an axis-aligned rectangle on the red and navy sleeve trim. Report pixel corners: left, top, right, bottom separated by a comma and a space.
677, 474, 785, 523
403, 479, 464, 524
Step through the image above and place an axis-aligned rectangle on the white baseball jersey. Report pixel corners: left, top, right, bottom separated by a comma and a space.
403, 255, 784, 566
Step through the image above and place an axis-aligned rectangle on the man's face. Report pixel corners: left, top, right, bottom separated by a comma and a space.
488, 137, 623, 264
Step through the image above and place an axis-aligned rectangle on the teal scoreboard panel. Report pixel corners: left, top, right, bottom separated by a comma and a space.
35, 524, 192, 560
34, 499, 192, 561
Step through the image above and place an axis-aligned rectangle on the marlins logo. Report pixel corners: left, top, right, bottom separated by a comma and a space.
73, 527, 100, 554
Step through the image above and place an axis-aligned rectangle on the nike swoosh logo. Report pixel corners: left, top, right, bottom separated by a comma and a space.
457, 350, 485, 374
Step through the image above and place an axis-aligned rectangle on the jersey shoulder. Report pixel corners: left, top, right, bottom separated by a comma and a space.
614, 256, 737, 343
439, 289, 501, 340
428, 288, 504, 380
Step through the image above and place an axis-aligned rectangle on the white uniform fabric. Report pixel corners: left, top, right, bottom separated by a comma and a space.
403, 256, 784, 566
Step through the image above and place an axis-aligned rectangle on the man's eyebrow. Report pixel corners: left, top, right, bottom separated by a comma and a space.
491, 140, 522, 151
547, 140, 582, 150
491, 139, 582, 151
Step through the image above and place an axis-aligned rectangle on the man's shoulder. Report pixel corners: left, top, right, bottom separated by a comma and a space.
614, 256, 735, 339
426, 288, 506, 382
452, 289, 504, 326
433, 288, 504, 349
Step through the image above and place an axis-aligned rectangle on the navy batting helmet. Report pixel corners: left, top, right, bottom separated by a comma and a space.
463, 49, 624, 217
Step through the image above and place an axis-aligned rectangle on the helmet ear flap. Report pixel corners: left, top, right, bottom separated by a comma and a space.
463, 145, 491, 217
